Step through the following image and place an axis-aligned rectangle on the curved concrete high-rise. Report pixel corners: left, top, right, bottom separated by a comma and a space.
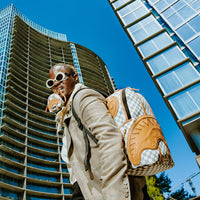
0, 4, 115, 200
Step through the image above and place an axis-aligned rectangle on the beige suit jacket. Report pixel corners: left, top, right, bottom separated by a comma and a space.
61, 84, 146, 200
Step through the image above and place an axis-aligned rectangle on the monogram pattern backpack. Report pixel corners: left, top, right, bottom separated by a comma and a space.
106, 87, 174, 176
71, 87, 174, 175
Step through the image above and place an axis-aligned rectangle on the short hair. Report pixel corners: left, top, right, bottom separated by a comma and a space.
51, 63, 79, 83
51, 63, 77, 74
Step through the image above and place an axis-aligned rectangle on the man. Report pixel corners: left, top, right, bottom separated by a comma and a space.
46, 63, 149, 200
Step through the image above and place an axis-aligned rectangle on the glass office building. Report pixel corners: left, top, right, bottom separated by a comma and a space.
108, 0, 200, 166
0, 4, 115, 200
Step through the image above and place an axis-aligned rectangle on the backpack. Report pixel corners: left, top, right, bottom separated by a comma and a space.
72, 87, 174, 176
106, 87, 174, 176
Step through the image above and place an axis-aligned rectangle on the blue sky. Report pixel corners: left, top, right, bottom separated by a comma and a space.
1, 0, 200, 196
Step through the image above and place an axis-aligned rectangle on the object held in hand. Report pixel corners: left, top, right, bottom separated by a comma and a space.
45, 93, 64, 113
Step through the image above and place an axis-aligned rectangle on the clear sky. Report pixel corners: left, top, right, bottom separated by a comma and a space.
1, 0, 200, 196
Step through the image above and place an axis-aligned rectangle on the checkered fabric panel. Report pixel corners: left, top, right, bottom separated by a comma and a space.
127, 154, 174, 176
129, 141, 169, 168
109, 90, 126, 127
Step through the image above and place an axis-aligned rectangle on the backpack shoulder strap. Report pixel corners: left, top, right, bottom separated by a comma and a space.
121, 88, 132, 120
71, 87, 98, 171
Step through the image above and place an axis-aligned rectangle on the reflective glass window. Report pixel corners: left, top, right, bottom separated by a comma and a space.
167, 13, 183, 28
169, 91, 197, 119
190, 0, 200, 11
191, 131, 200, 152
154, 1, 168, 12
176, 23, 196, 41
148, 0, 158, 4
113, 0, 130, 9
27, 161, 58, 171
27, 196, 58, 200
27, 184, 58, 193
62, 166, 68, 173
1, 189, 18, 199
166, 0, 176, 4
127, 15, 162, 43
138, 32, 173, 57
27, 172, 58, 182
118, 1, 149, 25
188, 36, 200, 58
147, 46, 186, 74
189, 83, 200, 108
63, 177, 70, 183
64, 188, 71, 194
135, 6, 149, 18
178, 5, 194, 20
0, 162, 21, 174
161, 1, 196, 29
169, 83, 200, 119
1, 175, 22, 187
188, 15, 200, 33
173, 1, 185, 10
118, 0, 142, 16
156, 62, 200, 95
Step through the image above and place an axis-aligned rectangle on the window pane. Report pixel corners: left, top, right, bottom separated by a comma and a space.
156, 62, 200, 94
118, 0, 142, 16
147, 46, 186, 74
138, 41, 158, 58
162, 7, 174, 18
157, 71, 182, 94
118, 6, 132, 16
178, 5, 194, 21
138, 32, 173, 57
191, 1, 200, 11
121, 4, 149, 25
129, 28, 147, 43
135, 6, 149, 19
169, 91, 198, 119
148, 0, 157, 4
147, 54, 169, 74
191, 131, 200, 152
188, 36, 200, 58
155, 1, 168, 12
123, 13, 137, 25
175, 63, 200, 85
189, 84, 200, 108
167, 13, 183, 28
166, 0, 176, 4
113, 0, 130, 9
176, 24, 196, 41
127, 15, 162, 43
173, 0, 185, 10
189, 15, 200, 33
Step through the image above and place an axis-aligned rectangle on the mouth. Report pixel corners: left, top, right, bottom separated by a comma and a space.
54, 87, 63, 93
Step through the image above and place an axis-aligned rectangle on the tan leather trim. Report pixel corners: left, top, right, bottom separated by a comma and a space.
127, 115, 170, 165
106, 96, 119, 118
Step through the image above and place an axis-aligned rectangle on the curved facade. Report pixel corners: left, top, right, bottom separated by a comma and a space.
0, 4, 115, 200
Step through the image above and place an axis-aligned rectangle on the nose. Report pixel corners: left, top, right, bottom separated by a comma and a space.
51, 81, 61, 92
53, 80, 62, 88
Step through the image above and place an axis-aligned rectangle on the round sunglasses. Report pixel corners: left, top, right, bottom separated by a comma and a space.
46, 72, 74, 88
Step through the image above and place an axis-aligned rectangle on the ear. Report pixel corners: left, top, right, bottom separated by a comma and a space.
74, 73, 79, 83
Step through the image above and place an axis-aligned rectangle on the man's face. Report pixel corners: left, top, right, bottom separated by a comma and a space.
49, 65, 77, 99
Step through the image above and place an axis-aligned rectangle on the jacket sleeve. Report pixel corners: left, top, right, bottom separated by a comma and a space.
73, 89, 131, 200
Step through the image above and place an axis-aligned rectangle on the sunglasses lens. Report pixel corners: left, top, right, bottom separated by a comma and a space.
56, 73, 64, 81
47, 80, 54, 88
